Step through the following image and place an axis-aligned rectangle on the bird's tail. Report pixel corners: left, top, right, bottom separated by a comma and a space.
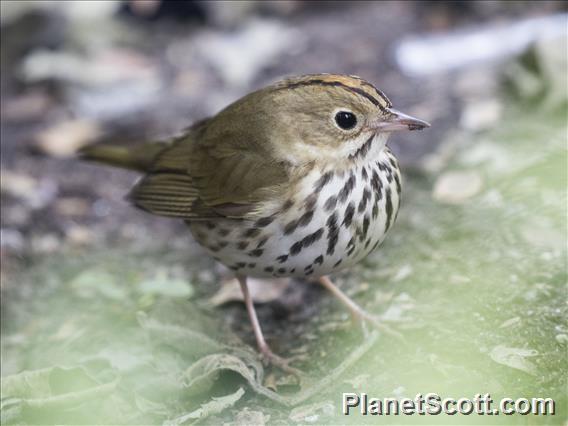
78, 142, 169, 173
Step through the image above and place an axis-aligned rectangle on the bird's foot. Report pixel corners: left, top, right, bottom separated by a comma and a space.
347, 304, 404, 341
259, 344, 305, 379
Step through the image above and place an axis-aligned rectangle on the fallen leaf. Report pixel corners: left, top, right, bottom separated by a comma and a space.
489, 345, 538, 375
209, 277, 291, 306
499, 317, 521, 328
165, 387, 245, 425
433, 170, 483, 204
34, 119, 101, 157
1, 366, 118, 420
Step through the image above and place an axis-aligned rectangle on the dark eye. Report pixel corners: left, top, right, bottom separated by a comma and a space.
334, 111, 357, 130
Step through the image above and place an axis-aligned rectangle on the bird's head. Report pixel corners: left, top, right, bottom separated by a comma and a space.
206, 74, 430, 168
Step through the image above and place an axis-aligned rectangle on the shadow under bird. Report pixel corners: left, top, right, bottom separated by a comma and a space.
80, 74, 430, 375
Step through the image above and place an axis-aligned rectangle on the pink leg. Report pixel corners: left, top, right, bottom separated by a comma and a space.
237, 275, 303, 377
317, 276, 403, 339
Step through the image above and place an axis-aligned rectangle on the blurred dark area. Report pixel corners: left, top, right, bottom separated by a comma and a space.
0, 0, 566, 268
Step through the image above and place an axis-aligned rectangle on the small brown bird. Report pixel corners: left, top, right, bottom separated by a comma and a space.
80, 74, 429, 374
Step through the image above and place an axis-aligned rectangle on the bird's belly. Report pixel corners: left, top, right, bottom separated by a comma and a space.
190, 154, 401, 279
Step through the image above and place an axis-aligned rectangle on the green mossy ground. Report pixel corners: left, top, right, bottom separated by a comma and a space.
2, 105, 566, 425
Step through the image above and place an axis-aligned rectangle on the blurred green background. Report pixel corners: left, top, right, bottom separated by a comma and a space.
1, 1, 566, 425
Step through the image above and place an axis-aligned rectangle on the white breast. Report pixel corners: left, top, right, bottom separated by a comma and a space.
189, 147, 401, 279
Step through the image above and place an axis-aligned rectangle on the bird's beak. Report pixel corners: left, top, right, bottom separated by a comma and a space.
370, 108, 430, 132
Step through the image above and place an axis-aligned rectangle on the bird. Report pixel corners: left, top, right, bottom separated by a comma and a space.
80, 74, 430, 375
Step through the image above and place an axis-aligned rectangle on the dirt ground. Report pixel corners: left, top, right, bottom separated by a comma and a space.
1, 2, 567, 425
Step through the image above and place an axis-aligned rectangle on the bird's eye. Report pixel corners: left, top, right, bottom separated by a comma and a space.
334, 111, 357, 130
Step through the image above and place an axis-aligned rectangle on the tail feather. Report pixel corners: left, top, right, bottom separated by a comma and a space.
78, 142, 168, 173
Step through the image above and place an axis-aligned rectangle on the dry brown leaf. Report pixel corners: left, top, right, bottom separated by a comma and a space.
209, 277, 291, 306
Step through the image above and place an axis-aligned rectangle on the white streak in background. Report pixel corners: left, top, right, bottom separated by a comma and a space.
395, 14, 568, 76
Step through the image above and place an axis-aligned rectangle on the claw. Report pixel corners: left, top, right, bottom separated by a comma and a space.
259, 345, 306, 379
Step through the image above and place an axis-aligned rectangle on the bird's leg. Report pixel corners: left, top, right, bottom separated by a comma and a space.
316, 276, 403, 340
237, 275, 303, 377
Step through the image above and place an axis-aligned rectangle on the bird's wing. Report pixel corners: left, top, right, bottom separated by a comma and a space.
129, 122, 290, 220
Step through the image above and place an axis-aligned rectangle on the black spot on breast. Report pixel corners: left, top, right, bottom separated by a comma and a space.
276, 254, 288, 263
338, 172, 356, 203
248, 248, 264, 257
277, 267, 286, 274
256, 236, 268, 249
218, 228, 230, 237
372, 203, 379, 219
290, 228, 324, 256
385, 187, 393, 232
324, 195, 338, 212
283, 219, 297, 235
358, 188, 371, 213
248, 262, 256, 268
284, 210, 314, 235
255, 215, 275, 228
343, 202, 355, 228
314, 255, 323, 265
304, 193, 319, 211
218, 241, 228, 249
388, 156, 398, 168
362, 215, 370, 238
236, 262, 246, 269
333, 259, 343, 267
394, 173, 401, 197
361, 167, 369, 181
326, 212, 340, 256
264, 266, 274, 273
365, 239, 371, 249
347, 237, 355, 249
206, 221, 216, 230
298, 210, 314, 227
237, 241, 249, 250
290, 268, 295, 273
304, 264, 312, 271
243, 228, 261, 238
371, 170, 381, 193
282, 199, 294, 211
346, 237, 356, 256
314, 171, 333, 192
349, 135, 374, 160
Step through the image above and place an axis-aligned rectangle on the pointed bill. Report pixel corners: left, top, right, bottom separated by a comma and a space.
371, 108, 431, 132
